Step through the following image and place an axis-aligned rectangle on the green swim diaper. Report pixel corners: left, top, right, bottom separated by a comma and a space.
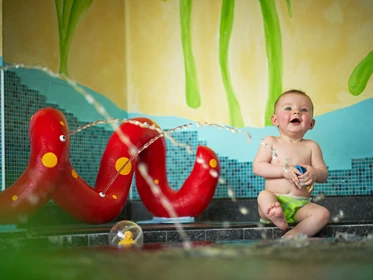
260, 194, 311, 224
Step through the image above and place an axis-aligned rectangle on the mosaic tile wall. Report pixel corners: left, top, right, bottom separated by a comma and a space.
3, 71, 112, 188
2, 70, 373, 199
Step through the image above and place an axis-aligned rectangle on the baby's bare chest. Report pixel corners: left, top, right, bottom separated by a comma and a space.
270, 142, 312, 165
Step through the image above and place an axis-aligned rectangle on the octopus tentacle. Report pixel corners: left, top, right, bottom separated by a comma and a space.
135, 143, 220, 218
0, 108, 70, 224
51, 118, 160, 224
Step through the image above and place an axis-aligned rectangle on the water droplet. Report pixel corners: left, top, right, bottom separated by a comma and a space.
227, 188, 235, 198
222, 221, 230, 228
239, 207, 249, 215
271, 149, 278, 159
85, 95, 94, 104
28, 195, 40, 205
129, 147, 138, 157
339, 210, 344, 217
260, 139, 269, 148
209, 169, 218, 178
98, 106, 106, 115
218, 178, 226, 184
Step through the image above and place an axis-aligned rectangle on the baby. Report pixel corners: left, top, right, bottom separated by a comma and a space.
253, 89, 330, 237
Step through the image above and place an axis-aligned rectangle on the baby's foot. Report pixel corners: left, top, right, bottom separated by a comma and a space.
266, 202, 288, 230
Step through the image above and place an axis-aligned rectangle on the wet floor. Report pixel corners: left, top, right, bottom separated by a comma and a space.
1, 236, 373, 280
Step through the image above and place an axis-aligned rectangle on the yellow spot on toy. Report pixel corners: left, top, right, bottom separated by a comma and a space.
12, 195, 18, 201
42, 152, 58, 168
209, 159, 217, 168
115, 157, 132, 175
71, 169, 78, 178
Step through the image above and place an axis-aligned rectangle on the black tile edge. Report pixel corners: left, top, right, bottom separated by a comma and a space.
48, 234, 89, 248
327, 224, 373, 236
167, 230, 206, 243
144, 231, 167, 243
244, 227, 275, 239
206, 228, 244, 241
88, 233, 109, 246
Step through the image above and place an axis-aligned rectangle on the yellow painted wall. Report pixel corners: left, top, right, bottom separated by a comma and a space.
126, 0, 373, 126
3, 0, 126, 108
3, 0, 373, 127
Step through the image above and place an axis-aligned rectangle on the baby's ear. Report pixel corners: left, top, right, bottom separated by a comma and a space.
309, 119, 316, 130
271, 115, 278, 126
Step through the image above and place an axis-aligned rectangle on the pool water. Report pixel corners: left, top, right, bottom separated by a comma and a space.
1, 237, 373, 280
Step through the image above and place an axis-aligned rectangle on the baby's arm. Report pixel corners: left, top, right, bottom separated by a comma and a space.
253, 136, 286, 179
298, 141, 328, 185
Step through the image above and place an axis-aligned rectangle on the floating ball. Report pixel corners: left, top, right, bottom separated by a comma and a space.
108, 220, 143, 247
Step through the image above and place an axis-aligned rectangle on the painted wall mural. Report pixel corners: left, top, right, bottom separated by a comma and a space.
55, 0, 93, 76
219, 0, 243, 127
2, 0, 373, 178
349, 50, 373, 96
3, 0, 373, 128
180, 0, 201, 109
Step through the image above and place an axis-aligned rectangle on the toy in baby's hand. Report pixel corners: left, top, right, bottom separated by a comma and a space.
295, 165, 311, 191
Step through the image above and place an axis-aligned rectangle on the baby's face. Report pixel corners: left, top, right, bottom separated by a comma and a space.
272, 93, 315, 136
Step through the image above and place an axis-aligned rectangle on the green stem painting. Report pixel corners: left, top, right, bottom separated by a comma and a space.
219, 0, 244, 128
55, 0, 93, 76
259, 0, 283, 126
180, 0, 201, 108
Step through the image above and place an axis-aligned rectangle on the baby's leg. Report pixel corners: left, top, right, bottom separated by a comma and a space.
257, 190, 288, 230
283, 202, 330, 238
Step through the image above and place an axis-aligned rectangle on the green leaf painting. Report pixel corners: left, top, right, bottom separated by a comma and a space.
348, 50, 373, 96
180, 0, 201, 108
259, 0, 283, 126
55, 0, 93, 76
285, 0, 293, 18
173, 0, 290, 127
219, 0, 244, 128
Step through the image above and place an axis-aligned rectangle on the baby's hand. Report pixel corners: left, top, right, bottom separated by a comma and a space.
283, 165, 303, 189
297, 164, 317, 188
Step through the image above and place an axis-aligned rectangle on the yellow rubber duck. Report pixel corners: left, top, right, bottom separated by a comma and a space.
118, 230, 136, 245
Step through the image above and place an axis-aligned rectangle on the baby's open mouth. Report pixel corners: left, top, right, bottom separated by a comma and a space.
290, 118, 301, 123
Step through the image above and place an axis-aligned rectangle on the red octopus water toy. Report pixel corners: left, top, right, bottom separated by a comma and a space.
0, 108, 220, 224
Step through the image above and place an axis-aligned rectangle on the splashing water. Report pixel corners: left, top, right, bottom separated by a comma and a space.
283, 157, 290, 173
137, 162, 192, 250
227, 187, 236, 202
271, 149, 278, 159
197, 122, 251, 142
1, 63, 254, 247
1, 64, 198, 248
312, 193, 326, 203
2, 64, 348, 245
66, 119, 126, 137
332, 210, 345, 223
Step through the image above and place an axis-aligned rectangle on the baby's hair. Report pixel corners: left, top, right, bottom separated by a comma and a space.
274, 89, 314, 113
